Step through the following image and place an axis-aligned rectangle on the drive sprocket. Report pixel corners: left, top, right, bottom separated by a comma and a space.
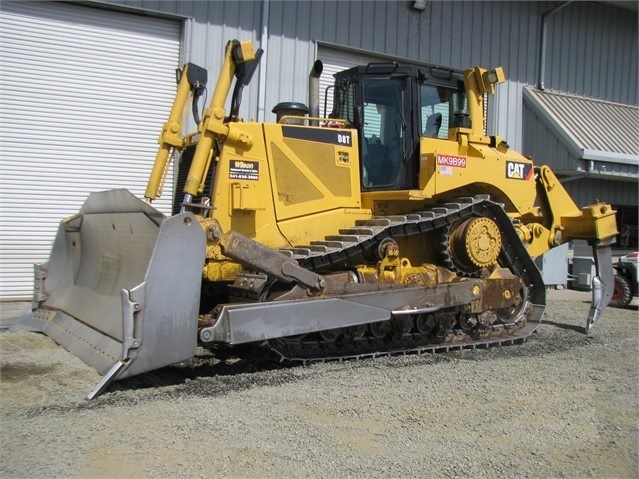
439, 215, 502, 276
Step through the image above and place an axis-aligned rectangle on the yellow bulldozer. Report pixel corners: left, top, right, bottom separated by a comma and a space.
18, 40, 618, 399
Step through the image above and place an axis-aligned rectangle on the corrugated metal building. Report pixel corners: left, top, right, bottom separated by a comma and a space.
1, 0, 637, 298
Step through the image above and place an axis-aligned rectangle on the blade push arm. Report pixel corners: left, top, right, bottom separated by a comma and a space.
182, 40, 263, 209
145, 63, 207, 201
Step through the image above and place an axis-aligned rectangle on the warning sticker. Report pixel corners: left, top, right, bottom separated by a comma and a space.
229, 160, 259, 181
440, 166, 453, 176
437, 154, 467, 168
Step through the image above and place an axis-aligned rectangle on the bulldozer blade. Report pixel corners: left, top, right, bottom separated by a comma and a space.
15, 189, 206, 391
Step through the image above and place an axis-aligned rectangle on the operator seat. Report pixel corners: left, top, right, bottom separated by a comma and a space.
423, 112, 442, 138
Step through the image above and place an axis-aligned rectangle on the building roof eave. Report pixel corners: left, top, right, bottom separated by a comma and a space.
582, 149, 639, 166
523, 86, 639, 166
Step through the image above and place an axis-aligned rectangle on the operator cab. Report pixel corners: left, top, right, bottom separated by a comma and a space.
332, 63, 466, 191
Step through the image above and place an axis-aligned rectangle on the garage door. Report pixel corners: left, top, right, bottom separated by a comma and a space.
0, 1, 181, 298
317, 47, 385, 118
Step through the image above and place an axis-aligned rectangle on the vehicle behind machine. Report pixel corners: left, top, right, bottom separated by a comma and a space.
610, 252, 639, 308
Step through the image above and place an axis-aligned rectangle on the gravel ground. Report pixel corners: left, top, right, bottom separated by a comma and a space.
1, 289, 637, 479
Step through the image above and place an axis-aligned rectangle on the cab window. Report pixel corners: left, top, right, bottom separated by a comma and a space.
420, 84, 467, 139
361, 79, 404, 188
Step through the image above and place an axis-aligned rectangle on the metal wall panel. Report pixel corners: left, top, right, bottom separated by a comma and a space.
545, 1, 638, 104
263, 1, 316, 112
0, 1, 181, 298
494, 81, 527, 152
523, 102, 579, 173
563, 178, 638, 208
108, 0, 637, 120
108, 0, 638, 211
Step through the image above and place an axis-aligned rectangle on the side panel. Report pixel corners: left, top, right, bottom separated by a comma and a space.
419, 138, 540, 215
210, 122, 367, 253
210, 123, 289, 250
263, 124, 362, 221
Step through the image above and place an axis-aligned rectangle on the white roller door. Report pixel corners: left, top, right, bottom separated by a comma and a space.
0, 1, 181, 298
317, 47, 384, 118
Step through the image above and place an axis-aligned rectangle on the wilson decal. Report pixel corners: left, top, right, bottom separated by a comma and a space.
230, 160, 259, 181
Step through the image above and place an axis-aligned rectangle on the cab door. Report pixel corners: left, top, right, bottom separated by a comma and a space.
360, 75, 417, 191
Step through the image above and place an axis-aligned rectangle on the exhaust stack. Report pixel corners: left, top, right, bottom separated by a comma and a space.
309, 60, 323, 126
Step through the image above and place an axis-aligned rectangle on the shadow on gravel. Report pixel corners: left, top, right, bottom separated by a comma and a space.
612, 304, 639, 312
443, 323, 599, 363
1, 362, 57, 381
20, 351, 301, 415
542, 320, 586, 333
104, 347, 292, 400
98, 346, 455, 405
98, 325, 598, 404
87, 307, 623, 406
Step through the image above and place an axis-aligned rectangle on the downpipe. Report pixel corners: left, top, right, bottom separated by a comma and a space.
537, 1, 573, 90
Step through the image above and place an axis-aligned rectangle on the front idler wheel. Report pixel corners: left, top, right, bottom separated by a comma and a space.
496, 280, 530, 326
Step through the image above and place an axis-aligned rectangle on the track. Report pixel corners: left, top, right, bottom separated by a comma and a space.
234, 195, 547, 364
